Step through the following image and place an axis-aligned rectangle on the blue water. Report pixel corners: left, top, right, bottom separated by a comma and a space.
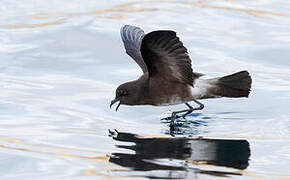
1, 0, 290, 179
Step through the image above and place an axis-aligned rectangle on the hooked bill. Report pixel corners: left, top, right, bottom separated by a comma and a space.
110, 99, 121, 111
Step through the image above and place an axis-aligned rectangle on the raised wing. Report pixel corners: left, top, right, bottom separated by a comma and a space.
120, 25, 148, 73
141, 30, 193, 86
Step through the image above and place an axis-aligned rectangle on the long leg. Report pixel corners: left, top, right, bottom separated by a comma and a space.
170, 100, 204, 126
182, 103, 194, 118
182, 100, 204, 118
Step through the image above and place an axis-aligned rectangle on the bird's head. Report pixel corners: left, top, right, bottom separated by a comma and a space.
110, 81, 140, 111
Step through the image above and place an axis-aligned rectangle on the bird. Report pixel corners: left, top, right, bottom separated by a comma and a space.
110, 25, 252, 126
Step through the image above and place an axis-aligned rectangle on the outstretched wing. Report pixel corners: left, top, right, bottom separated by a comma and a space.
120, 25, 148, 73
141, 30, 193, 86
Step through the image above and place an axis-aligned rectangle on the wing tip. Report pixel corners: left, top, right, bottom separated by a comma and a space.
120, 24, 142, 32
142, 30, 177, 47
146, 30, 176, 38
120, 25, 144, 41
120, 24, 130, 31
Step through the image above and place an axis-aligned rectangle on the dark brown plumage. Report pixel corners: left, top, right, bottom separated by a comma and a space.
110, 25, 252, 123
141, 30, 193, 86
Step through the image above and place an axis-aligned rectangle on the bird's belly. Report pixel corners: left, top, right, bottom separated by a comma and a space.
154, 95, 190, 106
147, 82, 194, 106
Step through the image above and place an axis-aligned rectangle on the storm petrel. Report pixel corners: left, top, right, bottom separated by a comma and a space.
110, 25, 252, 125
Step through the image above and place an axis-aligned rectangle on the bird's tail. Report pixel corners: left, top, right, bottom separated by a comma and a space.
213, 70, 252, 98
198, 70, 252, 99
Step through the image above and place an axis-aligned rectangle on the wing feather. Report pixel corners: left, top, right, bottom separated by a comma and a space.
120, 25, 148, 73
141, 30, 193, 86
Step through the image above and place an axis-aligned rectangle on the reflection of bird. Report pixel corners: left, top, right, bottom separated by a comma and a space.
109, 130, 250, 179
110, 25, 252, 124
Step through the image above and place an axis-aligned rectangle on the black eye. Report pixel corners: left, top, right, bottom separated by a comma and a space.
121, 91, 128, 96
117, 90, 128, 96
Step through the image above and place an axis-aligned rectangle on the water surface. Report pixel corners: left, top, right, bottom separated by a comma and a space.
1, 0, 290, 179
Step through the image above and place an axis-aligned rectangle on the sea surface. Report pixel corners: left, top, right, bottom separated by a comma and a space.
1, 0, 290, 179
